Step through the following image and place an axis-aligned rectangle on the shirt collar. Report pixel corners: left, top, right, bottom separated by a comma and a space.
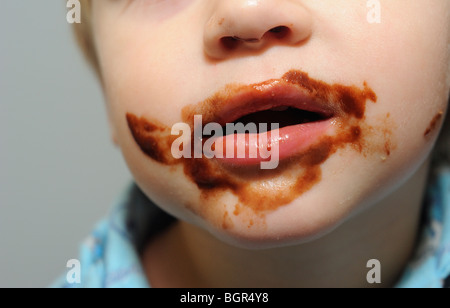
395, 168, 450, 287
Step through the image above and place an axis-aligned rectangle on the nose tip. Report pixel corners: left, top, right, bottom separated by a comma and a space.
204, 1, 313, 59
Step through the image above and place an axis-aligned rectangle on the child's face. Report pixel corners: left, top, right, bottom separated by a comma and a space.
91, 0, 450, 247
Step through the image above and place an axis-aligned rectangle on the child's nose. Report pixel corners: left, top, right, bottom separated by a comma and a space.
203, 0, 312, 59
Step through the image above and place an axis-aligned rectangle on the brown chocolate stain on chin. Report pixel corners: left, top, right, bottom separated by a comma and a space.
126, 70, 389, 229
424, 111, 444, 138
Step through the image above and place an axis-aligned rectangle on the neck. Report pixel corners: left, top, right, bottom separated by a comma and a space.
142, 162, 429, 288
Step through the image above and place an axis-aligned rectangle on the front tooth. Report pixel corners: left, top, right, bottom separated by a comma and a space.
271, 106, 289, 111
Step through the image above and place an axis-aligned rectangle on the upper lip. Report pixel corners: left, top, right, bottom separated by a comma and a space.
183, 75, 338, 128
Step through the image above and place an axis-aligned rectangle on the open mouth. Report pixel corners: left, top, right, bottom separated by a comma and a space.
186, 79, 340, 168
222, 106, 331, 135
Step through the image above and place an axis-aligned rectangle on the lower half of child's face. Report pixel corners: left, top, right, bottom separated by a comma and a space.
92, 0, 450, 247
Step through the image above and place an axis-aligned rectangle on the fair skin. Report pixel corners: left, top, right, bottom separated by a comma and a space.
90, 0, 450, 287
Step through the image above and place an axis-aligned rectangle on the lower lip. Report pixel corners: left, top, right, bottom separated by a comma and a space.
210, 120, 332, 167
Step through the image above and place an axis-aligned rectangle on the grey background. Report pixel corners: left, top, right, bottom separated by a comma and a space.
1, 1, 131, 287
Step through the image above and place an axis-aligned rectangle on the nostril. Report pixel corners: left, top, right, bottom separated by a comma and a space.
268, 26, 290, 39
221, 36, 240, 50
221, 36, 261, 50
220, 26, 292, 51
234, 37, 260, 43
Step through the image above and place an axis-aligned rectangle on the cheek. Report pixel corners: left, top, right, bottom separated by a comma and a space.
99, 41, 175, 123
95, 30, 208, 225
353, 6, 450, 170
94, 12, 199, 126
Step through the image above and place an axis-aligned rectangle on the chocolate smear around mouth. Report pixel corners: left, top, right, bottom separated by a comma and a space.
424, 111, 444, 138
126, 70, 392, 229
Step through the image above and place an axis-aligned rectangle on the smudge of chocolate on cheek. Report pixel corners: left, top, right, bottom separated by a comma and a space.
360, 113, 396, 162
126, 113, 176, 164
384, 142, 391, 156
125, 70, 385, 229
222, 211, 234, 230
233, 204, 242, 216
424, 111, 444, 138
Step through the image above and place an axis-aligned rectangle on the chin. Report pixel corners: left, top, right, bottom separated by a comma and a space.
185, 188, 352, 250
